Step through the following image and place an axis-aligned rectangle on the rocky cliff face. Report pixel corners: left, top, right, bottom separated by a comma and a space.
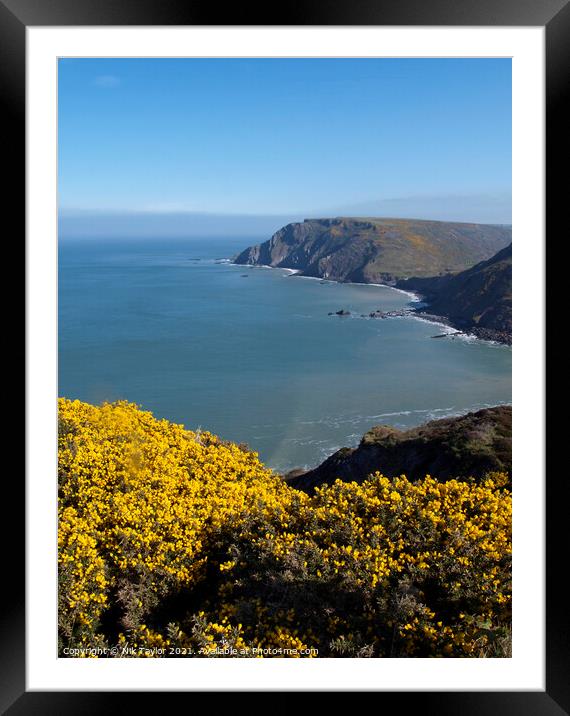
399, 244, 512, 342
235, 218, 512, 283
286, 406, 512, 493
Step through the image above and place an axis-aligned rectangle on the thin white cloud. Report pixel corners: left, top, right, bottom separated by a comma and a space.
93, 75, 121, 88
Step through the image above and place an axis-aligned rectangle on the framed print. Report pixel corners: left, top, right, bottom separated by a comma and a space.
6, 0, 566, 708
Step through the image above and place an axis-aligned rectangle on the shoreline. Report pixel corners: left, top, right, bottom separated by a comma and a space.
229, 261, 511, 347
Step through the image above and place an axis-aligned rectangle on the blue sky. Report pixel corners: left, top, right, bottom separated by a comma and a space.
58, 58, 511, 227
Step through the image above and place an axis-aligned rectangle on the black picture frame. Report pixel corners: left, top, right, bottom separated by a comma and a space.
6, 0, 564, 709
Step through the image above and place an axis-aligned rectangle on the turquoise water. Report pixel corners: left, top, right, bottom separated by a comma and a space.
59, 238, 512, 472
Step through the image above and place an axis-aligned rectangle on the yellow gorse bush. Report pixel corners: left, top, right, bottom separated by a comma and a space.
58, 398, 511, 658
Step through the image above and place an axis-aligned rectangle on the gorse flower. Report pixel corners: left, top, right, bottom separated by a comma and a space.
58, 399, 512, 658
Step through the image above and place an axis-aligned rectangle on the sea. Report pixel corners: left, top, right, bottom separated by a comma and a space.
59, 237, 512, 473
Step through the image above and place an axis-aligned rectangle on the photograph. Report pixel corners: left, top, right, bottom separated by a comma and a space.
1, 0, 563, 700
57, 56, 513, 659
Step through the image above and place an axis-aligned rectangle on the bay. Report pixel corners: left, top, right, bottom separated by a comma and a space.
59, 237, 512, 473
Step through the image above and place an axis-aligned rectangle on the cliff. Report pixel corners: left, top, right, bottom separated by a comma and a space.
400, 244, 512, 343
286, 405, 512, 493
234, 217, 512, 283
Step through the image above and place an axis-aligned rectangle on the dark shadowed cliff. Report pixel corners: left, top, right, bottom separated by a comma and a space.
399, 244, 512, 343
234, 218, 512, 283
286, 406, 512, 493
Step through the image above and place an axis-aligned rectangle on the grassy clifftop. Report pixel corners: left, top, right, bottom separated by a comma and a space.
235, 217, 511, 283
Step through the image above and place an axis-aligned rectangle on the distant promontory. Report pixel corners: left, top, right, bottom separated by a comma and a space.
234, 217, 512, 343
234, 217, 511, 283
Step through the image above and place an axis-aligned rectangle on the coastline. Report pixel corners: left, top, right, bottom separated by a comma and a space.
229, 260, 511, 347
411, 311, 512, 346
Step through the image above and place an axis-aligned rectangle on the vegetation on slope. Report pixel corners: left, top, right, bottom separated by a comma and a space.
399, 244, 512, 342
59, 399, 511, 658
235, 218, 511, 283
287, 406, 511, 493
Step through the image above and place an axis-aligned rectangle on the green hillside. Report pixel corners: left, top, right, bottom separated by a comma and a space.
400, 243, 512, 342
235, 218, 511, 283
